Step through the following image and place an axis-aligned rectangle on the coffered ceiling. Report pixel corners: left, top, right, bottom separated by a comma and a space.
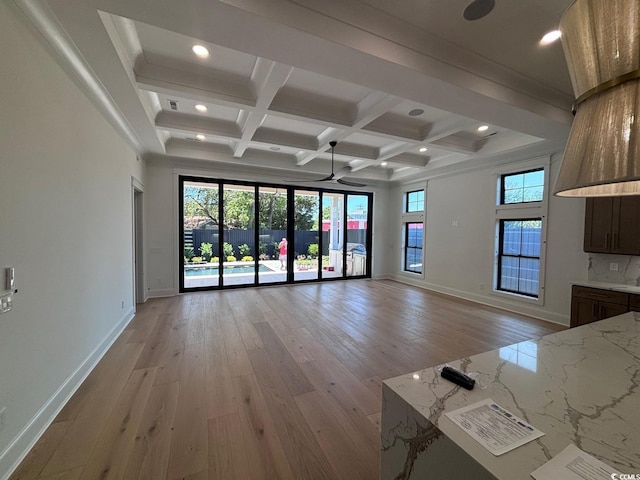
16, 0, 576, 185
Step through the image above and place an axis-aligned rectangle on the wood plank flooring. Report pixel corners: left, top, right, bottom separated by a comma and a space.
10, 280, 564, 480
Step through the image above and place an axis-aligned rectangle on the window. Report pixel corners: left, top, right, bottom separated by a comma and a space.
406, 190, 424, 212
179, 176, 373, 291
501, 169, 544, 204
402, 187, 425, 274
404, 222, 423, 273
497, 219, 542, 297
494, 164, 548, 300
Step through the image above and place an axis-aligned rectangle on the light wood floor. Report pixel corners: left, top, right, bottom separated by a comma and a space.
11, 280, 564, 480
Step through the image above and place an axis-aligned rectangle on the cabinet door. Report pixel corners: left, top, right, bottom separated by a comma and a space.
570, 296, 599, 327
630, 294, 640, 312
598, 301, 629, 320
584, 197, 613, 252
611, 196, 640, 254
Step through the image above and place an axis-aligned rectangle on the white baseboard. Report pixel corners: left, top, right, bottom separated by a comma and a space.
146, 288, 177, 298
389, 274, 569, 326
372, 273, 392, 280
0, 308, 136, 480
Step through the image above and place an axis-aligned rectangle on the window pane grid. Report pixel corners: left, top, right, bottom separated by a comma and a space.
404, 222, 423, 274
406, 190, 424, 212
501, 169, 544, 205
498, 218, 541, 298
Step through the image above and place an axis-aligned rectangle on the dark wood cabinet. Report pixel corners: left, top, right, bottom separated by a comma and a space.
630, 294, 640, 312
570, 285, 630, 327
584, 196, 640, 254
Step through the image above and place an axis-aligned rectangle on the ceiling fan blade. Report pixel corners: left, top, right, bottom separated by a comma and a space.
332, 165, 352, 180
316, 173, 335, 182
337, 178, 367, 187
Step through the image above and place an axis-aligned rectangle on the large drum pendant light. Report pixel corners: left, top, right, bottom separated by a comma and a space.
554, 0, 640, 197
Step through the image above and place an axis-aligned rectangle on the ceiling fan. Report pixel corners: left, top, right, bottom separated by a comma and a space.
314, 141, 367, 187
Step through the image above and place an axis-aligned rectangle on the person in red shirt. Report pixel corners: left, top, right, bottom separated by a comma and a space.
278, 237, 287, 270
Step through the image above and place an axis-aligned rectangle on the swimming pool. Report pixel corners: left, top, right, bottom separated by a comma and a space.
184, 264, 275, 276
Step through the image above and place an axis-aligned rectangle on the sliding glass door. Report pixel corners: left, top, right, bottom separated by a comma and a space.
222, 184, 255, 287
346, 194, 369, 277
294, 190, 320, 282
258, 186, 288, 284
182, 180, 220, 289
180, 176, 372, 291
321, 192, 344, 279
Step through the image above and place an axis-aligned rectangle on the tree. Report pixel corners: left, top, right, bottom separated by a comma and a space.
258, 192, 287, 230
184, 185, 320, 230
223, 190, 254, 228
294, 195, 319, 230
184, 185, 219, 223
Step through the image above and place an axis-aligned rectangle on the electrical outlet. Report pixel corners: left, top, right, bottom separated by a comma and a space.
0, 406, 6, 432
610, 263, 619, 271
0, 292, 12, 314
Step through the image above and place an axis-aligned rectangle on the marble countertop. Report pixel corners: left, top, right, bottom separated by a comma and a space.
383, 311, 640, 479
572, 280, 640, 294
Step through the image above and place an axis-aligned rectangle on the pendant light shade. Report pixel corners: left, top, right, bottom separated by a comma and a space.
554, 0, 640, 197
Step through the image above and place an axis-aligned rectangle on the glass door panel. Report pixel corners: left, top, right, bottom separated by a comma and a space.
346, 194, 369, 277
321, 192, 344, 279
258, 186, 288, 284
221, 184, 255, 287
294, 190, 320, 281
182, 180, 221, 289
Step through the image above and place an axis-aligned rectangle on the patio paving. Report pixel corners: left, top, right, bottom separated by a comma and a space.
183, 260, 342, 288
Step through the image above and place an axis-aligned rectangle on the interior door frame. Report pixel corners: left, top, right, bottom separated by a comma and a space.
132, 176, 145, 305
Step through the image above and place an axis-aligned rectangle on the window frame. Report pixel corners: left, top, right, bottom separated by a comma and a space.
404, 221, 424, 274
178, 174, 373, 292
496, 217, 543, 298
401, 184, 426, 276
492, 158, 550, 304
500, 168, 545, 205
406, 189, 425, 213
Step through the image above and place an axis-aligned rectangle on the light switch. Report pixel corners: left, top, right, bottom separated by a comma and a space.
6, 267, 15, 291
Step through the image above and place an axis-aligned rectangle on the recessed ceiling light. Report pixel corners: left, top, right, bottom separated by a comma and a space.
270, 146, 280, 151
419, 147, 428, 153
408, 108, 424, 117
192, 44, 210, 58
540, 30, 562, 46
195, 104, 208, 113
381, 161, 388, 166
196, 134, 205, 141
477, 125, 489, 132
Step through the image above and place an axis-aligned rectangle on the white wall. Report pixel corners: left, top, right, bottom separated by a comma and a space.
145, 158, 391, 296
0, 4, 143, 477
389, 154, 588, 325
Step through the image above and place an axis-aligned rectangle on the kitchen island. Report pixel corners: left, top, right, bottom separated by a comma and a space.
381, 311, 640, 479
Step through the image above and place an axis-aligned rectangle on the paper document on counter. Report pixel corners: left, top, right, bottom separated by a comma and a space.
445, 398, 544, 456
531, 444, 617, 480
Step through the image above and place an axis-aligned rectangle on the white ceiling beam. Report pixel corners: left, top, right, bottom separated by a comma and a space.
295, 94, 400, 167
349, 141, 428, 172
136, 61, 255, 108
421, 117, 477, 143
295, 128, 348, 166
233, 60, 293, 157
136, 57, 459, 172
352, 92, 402, 128
155, 111, 241, 138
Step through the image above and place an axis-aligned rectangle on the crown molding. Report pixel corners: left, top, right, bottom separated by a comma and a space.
13, 0, 146, 153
